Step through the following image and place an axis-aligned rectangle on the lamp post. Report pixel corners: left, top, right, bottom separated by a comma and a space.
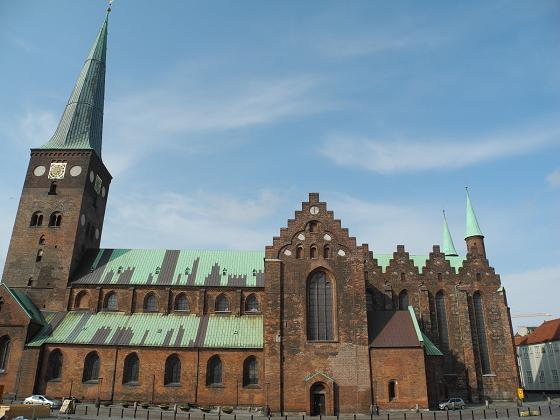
98, 378, 104, 403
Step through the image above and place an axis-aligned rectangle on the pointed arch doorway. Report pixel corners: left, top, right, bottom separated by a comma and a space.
310, 382, 327, 416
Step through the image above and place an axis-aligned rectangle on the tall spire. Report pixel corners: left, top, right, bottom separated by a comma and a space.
465, 187, 484, 239
40, 11, 109, 157
442, 210, 458, 256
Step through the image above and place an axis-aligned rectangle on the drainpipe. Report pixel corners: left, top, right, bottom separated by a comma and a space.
194, 348, 200, 404
110, 347, 119, 403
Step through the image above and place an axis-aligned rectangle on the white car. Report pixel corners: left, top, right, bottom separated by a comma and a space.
23, 395, 61, 409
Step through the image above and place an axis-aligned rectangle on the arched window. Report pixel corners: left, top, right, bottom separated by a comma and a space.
164, 355, 181, 385
0, 336, 10, 372
310, 245, 318, 259
46, 349, 63, 381
38, 235, 46, 245
388, 380, 397, 401
243, 356, 258, 386
296, 245, 303, 259
36, 249, 43, 262
472, 292, 491, 374
174, 293, 188, 311
49, 181, 57, 195
323, 245, 330, 259
75, 291, 90, 309
82, 352, 100, 382
308, 221, 317, 233
104, 292, 117, 311
206, 355, 222, 386
144, 294, 158, 312
30, 212, 43, 227
215, 294, 230, 312
49, 212, 62, 227
123, 353, 139, 384
398, 290, 409, 310
244, 294, 259, 313
307, 271, 334, 341
436, 291, 449, 347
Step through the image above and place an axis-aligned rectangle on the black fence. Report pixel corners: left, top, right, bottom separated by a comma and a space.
65, 404, 560, 420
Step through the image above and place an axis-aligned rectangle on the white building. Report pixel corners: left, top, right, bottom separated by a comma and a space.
515, 319, 560, 392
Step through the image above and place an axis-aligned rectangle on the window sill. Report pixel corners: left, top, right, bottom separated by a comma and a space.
242, 384, 261, 390
47, 378, 62, 383
164, 383, 181, 388
482, 374, 496, 377
82, 380, 99, 385
123, 381, 140, 387
307, 340, 338, 344
244, 311, 261, 315
214, 311, 231, 314
206, 384, 224, 388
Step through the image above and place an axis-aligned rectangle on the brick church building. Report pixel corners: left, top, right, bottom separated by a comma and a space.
0, 11, 519, 414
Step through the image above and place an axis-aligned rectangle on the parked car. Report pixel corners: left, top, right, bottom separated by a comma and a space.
23, 395, 62, 409
438, 398, 466, 410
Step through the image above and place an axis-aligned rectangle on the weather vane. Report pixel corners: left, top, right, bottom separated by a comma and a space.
107, 0, 113, 13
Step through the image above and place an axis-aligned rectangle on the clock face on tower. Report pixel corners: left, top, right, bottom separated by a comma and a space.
48, 162, 67, 179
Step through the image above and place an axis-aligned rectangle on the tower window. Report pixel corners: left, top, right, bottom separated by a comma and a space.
48, 181, 57, 195
323, 245, 330, 259
308, 221, 318, 232
296, 245, 303, 259
400, 272, 405, 282
244, 294, 259, 313
104, 292, 117, 311
48, 212, 62, 227
38, 235, 45, 245
30, 212, 43, 227
388, 380, 397, 401
174, 293, 188, 311
36, 249, 43, 262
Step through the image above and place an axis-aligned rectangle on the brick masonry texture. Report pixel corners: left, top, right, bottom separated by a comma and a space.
0, 174, 519, 414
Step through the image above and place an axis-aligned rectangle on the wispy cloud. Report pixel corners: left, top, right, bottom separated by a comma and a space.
321, 121, 560, 174
0, 110, 58, 149
546, 168, 560, 188
102, 189, 287, 251
104, 75, 327, 176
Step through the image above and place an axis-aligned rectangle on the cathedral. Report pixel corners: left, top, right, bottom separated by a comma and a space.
0, 11, 519, 414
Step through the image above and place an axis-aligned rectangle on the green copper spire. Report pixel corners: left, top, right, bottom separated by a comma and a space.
40, 13, 109, 157
465, 188, 484, 239
442, 210, 458, 256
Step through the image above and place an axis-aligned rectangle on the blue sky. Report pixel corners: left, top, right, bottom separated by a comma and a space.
1, 1, 559, 329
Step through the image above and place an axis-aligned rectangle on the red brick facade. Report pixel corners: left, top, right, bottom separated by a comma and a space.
0, 179, 519, 413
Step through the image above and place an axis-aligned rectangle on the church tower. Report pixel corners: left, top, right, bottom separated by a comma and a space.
464, 188, 486, 258
2, 13, 112, 311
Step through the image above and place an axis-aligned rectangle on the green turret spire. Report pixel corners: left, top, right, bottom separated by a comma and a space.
40, 12, 109, 157
442, 210, 458, 256
465, 188, 484, 239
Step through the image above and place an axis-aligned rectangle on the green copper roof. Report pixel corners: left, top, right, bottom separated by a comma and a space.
40, 14, 108, 157
73, 249, 265, 287
27, 312, 263, 349
3, 286, 46, 326
442, 211, 458, 256
373, 254, 465, 274
465, 189, 484, 239
408, 306, 443, 356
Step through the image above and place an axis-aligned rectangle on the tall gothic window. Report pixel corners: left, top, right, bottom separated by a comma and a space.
46, 349, 63, 381
472, 292, 491, 374
215, 294, 230, 312
82, 352, 100, 382
245, 294, 259, 313
206, 355, 222, 386
174, 293, 188, 311
307, 271, 334, 341
435, 291, 449, 347
144, 294, 158, 312
243, 356, 258, 386
398, 289, 409, 310
104, 292, 117, 311
123, 353, 140, 384
164, 355, 181, 385
0, 336, 10, 372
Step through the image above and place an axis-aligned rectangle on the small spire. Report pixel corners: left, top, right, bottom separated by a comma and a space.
442, 210, 458, 256
465, 187, 484, 239
40, 11, 109, 157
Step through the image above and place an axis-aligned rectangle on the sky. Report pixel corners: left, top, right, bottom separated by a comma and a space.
0, 0, 559, 330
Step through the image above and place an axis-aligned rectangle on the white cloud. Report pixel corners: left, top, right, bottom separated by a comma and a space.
502, 266, 560, 330
321, 122, 560, 174
546, 168, 560, 188
104, 75, 327, 176
101, 189, 286, 251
